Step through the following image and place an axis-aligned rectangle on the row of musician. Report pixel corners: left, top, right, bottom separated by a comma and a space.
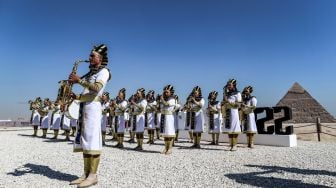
28, 80, 257, 152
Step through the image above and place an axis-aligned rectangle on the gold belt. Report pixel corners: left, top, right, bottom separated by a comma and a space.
161, 110, 173, 115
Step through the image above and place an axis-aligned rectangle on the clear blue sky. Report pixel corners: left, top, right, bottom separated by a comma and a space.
0, 0, 335, 120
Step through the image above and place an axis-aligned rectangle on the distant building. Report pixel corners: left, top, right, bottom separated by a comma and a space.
276, 82, 336, 123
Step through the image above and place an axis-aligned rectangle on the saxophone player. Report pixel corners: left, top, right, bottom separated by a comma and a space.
222, 79, 242, 151
207, 91, 222, 145
173, 95, 182, 144
68, 44, 111, 187
241, 86, 257, 148
183, 93, 194, 143
154, 94, 162, 140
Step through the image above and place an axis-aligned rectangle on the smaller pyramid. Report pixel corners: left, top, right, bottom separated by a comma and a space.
276, 82, 336, 123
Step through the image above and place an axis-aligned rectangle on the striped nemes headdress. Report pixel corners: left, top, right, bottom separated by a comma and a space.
163, 84, 175, 95
92, 44, 108, 66
192, 86, 202, 96
119, 88, 126, 96
137, 88, 146, 97
226, 79, 237, 87
208, 91, 218, 100
103, 91, 110, 97
243, 86, 253, 94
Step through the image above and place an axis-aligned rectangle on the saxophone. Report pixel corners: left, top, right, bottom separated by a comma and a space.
57, 60, 89, 108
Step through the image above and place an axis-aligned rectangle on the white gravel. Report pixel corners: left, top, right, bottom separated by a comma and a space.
0, 127, 335, 188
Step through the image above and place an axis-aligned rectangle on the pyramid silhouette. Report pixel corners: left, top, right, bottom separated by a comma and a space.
276, 82, 336, 123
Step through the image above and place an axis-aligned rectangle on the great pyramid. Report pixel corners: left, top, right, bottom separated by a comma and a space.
276, 82, 336, 123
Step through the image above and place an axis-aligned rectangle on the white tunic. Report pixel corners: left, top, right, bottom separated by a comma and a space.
223, 92, 242, 134
191, 98, 205, 133
71, 119, 78, 128
243, 97, 257, 134
40, 107, 50, 129
134, 99, 147, 133
74, 68, 110, 155
31, 110, 40, 126
161, 98, 176, 137
51, 105, 61, 130
62, 114, 71, 130
146, 101, 157, 130
115, 100, 128, 133
101, 102, 110, 132
207, 102, 222, 134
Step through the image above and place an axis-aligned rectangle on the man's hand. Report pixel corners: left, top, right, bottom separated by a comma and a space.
69, 73, 80, 84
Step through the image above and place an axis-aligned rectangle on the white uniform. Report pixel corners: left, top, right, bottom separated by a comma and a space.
31, 110, 40, 126
62, 114, 71, 130
146, 100, 157, 130
174, 103, 181, 131
190, 98, 205, 133
71, 119, 78, 128
161, 98, 176, 137
134, 99, 147, 133
40, 106, 50, 129
101, 102, 110, 132
243, 97, 257, 133
115, 100, 128, 133
207, 102, 222, 134
51, 105, 61, 130
74, 68, 110, 155
223, 92, 242, 134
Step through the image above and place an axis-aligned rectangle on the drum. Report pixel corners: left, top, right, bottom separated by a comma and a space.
65, 100, 80, 120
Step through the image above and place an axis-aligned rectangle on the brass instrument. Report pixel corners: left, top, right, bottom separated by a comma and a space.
57, 60, 89, 107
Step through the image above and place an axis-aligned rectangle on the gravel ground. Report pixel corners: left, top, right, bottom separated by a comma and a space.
0, 127, 335, 188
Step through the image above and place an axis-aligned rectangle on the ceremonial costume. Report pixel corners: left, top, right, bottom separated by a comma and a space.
114, 88, 128, 148
29, 97, 41, 136
155, 94, 162, 140
242, 86, 257, 148
173, 95, 182, 143
50, 102, 61, 139
70, 44, 111, 187
222, 79, 242, 151
189, 86, 205, 148
133, 88, 147, 150
207, 91, 222, 145
40, 98, 51, 138
184, 93, 194, 143
145, 90, 157, 144
70, 119, 78, 137
160, 85, 176, 154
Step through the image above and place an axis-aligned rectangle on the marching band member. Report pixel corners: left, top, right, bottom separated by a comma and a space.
145, 90, 156, 144
29, 97, 41, 136
173, 95, 182, 144
207, 91, 221, 145
50, 100, 61, 139
160, 85, 176, 154
183, 93, 194, 143
132, 88, 147, 150
61, 109, 72, 141
189, 86, 205, 148
242, 86, 257, 148
69, 44, 111, 187
101, 91, 110, 146
114, 88, 128, 148
127, 94, 136, 143
40, 98, 51, 138
154, 94, 162, 140
222, 79, 242, 151
70, 119, 78, 137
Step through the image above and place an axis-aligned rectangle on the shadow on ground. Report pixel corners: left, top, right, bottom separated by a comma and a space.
7, 163, 77, 182
225, 164, 336, 188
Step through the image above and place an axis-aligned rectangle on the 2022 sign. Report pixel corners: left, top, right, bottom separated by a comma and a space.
254, 106, 293, 135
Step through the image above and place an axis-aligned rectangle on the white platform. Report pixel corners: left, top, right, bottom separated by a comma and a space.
177, 130, 297, 147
